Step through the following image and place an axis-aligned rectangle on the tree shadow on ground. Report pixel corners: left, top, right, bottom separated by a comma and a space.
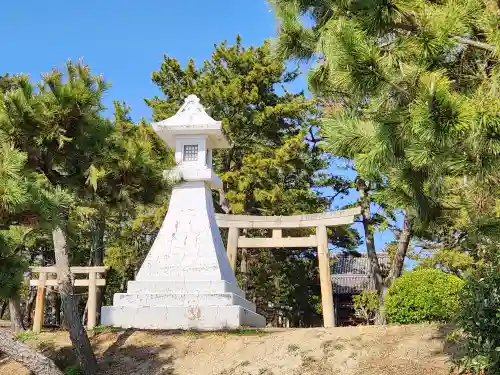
430, 324, 465, 367
4, 327, 270, 374
35, 329, 176, 375
94, 328, 271, 374
98, 329, 175, 375
36, 341, 78, 371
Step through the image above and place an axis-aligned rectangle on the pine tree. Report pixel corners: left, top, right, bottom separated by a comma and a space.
268, 0, 500, 321
0, 61, 176, 372
0, 142, 31, 331
0, 63, 104, 374
271, 0, 500, 214
0, 132, 64, 373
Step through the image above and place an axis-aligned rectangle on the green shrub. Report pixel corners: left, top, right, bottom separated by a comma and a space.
451, 256, 500, 374
385, 268, 464, 324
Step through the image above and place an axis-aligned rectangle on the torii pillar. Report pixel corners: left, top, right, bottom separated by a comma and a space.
101, 95, 265, 329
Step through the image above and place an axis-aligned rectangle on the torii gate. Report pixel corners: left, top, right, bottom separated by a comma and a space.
215, 207, 361, 328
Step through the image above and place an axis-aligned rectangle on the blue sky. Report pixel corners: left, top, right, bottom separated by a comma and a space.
1, 0, 395, 251
1, 0, 280, 121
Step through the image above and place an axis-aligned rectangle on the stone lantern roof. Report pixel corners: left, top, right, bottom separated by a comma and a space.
152, 94, 230, 149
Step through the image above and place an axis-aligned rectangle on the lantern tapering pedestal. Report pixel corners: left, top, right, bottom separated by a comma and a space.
101, 95, 265, 329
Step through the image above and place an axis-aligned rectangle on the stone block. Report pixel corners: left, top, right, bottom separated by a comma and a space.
101, 305, 266, 330
126, 280, 245, 297
112, 292, 256, 311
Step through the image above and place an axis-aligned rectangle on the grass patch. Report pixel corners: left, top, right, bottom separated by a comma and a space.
321, 340, 345, 354
287, 343, 300, 353
240, 360, 250, 367
225, 329, 266, 336
182, 329, 266, 337
91, 325, 121, 334
258, 368, 274, 375
333, 343, 345, 351
64, 365, 82, 375
301, 355, 318, 366
181, 330, 204, 338
14, 330, 39, 342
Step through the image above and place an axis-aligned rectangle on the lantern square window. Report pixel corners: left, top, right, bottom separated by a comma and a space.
183, 144, 198, 161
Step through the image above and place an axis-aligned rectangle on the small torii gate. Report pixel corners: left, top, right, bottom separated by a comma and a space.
215, 207, 361, 328
29, 266, 108, 332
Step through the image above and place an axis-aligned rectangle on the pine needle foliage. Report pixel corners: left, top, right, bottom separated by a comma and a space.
271, 0, 500, 223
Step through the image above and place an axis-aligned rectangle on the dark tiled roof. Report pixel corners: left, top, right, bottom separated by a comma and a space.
332, 275, 374, 294
331, 253, 390, 295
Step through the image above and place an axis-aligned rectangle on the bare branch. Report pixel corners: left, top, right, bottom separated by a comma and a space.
448, 35, 496, 52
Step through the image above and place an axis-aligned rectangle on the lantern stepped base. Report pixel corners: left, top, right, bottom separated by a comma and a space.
101, 305, 265, 330
101, 281, 265, 329
111, 291, 256, 311
126, 280, 245, 296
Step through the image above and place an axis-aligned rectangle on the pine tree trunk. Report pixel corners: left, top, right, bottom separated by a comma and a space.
9, 293, 24, 332
24, 287, 37, 327
219, 148, 234, 214
387, 211, 412, 286
357, 179, 387, 324
120, 275, 128, 292
240, 247, 249, 293
91, 213, 106, 325
47, 287, 58, 326
54, 296, 61, 326
52, 224, 98, 375
218, 187, 231, 214
0, 327, 63, 375
0, 301, 7, 319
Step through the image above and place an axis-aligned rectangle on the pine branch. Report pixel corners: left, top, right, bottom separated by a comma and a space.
448, 35, 496, 53
306, 126, 322, 148
394, 12, 496, 53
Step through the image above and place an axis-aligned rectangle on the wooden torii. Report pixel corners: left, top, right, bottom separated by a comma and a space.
29, 266, 108, 333
215, 207, 361, 328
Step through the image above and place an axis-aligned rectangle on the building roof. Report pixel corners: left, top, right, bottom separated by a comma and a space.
331, 253, 390, 295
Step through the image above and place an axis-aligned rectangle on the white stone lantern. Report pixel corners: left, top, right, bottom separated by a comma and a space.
101, 95, 265, 330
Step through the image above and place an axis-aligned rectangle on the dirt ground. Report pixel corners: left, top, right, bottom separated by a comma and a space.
0, 323, 457, 375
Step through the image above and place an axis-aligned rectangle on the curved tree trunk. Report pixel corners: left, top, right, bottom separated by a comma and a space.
387, 211, 413, 286
0, 327, 63, 375
52, 224, 98, 375
357, 179, 387, 324
9, 293, 24, 332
